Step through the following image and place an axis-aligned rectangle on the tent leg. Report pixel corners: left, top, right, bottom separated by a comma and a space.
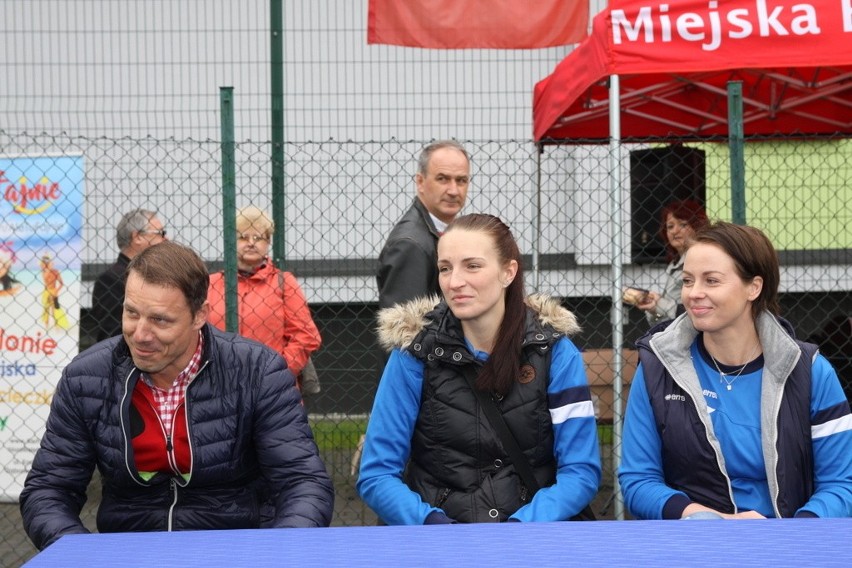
608, 74, 625, 521
728, 81, 746, 224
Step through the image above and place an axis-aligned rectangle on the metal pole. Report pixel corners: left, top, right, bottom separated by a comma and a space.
728, 81, 746, 224
532, 143, 543, 291
270, 0, 286, 264
609, 74, 625, 521
219, 86, 238, 333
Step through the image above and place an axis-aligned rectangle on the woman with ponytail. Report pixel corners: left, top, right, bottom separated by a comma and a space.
358, 213, 600, 524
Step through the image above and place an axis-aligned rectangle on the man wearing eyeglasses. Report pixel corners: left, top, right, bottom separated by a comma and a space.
92, 208, 167, 341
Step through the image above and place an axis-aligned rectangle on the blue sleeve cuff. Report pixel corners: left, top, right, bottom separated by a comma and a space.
424, 511, 456, 525
794, 510, 819, 518
662, 494, 692, 519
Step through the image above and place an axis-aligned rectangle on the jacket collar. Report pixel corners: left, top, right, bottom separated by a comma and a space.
648, 312, 803, 388
376, 293, 580, 353
238, 260, 277, 281
113, 322, 218, 377
412, 197, 441, 239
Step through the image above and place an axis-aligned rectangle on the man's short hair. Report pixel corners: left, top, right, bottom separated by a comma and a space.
417, 140, 470, 177
116, 209, 158, 250
127, 241, 209, 315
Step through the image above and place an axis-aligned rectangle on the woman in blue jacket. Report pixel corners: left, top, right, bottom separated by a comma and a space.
619, 221, 852, 519
358, 213, 600, 524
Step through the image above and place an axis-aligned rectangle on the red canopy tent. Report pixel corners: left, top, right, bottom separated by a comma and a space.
534, 0, 852, 141
531, 0, 852, 521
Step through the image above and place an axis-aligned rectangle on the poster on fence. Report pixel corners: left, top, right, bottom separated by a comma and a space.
0, 154, 83, 501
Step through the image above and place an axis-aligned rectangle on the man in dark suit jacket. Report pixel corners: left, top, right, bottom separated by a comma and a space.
377, 141, 471, 309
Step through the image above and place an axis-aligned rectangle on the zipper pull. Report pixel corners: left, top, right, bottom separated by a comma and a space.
166, 435, 173, 452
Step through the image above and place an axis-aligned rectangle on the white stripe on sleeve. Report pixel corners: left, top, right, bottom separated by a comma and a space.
812, 414, 852, 440
550, 400, 595, 425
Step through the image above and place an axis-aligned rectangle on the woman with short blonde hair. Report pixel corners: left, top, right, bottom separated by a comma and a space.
207, 206, 321, 384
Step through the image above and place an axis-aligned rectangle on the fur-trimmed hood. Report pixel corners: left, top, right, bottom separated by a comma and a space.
376, 293, 581, 353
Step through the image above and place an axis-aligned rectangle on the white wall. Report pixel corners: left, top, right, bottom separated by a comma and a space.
5, 1, 847, 306
1, 0, 608, 141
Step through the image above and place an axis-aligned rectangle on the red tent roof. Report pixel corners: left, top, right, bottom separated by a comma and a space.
533, 0, 852, 142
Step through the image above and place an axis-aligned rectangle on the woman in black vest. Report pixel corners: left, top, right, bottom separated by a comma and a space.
358, 213, 601, 524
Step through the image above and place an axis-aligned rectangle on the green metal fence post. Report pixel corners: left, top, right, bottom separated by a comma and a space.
728, 81, 746, 225
270, 0, 285, 265
219, 86, 238, 333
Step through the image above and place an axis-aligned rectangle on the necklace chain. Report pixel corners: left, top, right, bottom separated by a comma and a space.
709, 344, 759, 391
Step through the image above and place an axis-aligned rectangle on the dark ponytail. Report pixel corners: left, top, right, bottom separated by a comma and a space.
444, 214, 525, 396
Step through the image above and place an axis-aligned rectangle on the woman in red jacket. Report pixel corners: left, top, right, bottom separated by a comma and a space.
208, 206, 321, 386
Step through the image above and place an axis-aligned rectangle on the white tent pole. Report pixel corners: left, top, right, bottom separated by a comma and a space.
532, 144, 542, 291
608, 74, 626, 521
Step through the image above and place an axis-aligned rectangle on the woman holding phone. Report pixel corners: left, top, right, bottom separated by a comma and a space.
634, 199, 707, 324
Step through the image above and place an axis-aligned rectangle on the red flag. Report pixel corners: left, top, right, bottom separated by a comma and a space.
368, 0, 589, 49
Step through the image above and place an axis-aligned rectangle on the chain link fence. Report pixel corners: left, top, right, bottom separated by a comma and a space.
1, 131, 850, 566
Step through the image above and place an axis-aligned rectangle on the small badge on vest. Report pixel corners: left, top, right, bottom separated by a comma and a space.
518, 364, 536, 384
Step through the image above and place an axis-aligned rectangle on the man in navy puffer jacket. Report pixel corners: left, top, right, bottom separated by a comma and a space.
20, 241, 334, 550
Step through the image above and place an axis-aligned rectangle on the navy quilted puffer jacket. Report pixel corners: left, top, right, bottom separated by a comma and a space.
20, 324, 334, 550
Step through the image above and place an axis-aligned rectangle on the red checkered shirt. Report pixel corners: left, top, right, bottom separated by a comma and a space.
141, 331, 204, 436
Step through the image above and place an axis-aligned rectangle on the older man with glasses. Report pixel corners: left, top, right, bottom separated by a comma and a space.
91, 208, 168, 341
